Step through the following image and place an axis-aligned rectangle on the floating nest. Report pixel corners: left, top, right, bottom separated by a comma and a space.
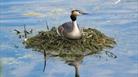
23, 26, 117, 75
24, 27, 116, 59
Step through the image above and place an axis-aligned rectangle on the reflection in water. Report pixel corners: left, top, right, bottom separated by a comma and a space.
14, 26, 116, 77
66, 56, 82, 77
50, 53, 84, 77
50, 50, 116, 77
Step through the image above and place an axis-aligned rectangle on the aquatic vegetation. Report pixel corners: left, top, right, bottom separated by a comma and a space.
24, 27, 116, 57
22, 27, 116, 77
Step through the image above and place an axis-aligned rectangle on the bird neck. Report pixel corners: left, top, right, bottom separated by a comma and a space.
70, 15, 80, 31
72, 21, 78, 28
70, 15, 77, 28
70, 15, 77, 21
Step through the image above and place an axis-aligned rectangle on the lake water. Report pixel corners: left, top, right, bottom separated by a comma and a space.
0, 0, 138, 77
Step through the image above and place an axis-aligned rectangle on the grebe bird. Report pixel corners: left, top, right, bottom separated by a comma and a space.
57, 10, 88, 40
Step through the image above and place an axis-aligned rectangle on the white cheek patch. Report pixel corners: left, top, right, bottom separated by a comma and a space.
73, 11, 80, 16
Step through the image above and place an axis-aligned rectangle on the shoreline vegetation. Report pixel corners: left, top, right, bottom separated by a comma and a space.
0, 60, 2, 77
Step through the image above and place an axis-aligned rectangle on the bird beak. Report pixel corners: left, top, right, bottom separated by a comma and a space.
81, 12, 90, 15
78, 10, 90, 15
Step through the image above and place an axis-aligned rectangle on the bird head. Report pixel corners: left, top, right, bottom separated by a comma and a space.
71, 10, 89, 16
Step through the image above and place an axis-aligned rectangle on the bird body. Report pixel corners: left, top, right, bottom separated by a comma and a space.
66, 21, 81, 39
58, 21, 81, 39
57, 10, 88, 40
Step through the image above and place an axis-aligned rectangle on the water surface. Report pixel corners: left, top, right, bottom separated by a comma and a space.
0, 0, 138, 77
